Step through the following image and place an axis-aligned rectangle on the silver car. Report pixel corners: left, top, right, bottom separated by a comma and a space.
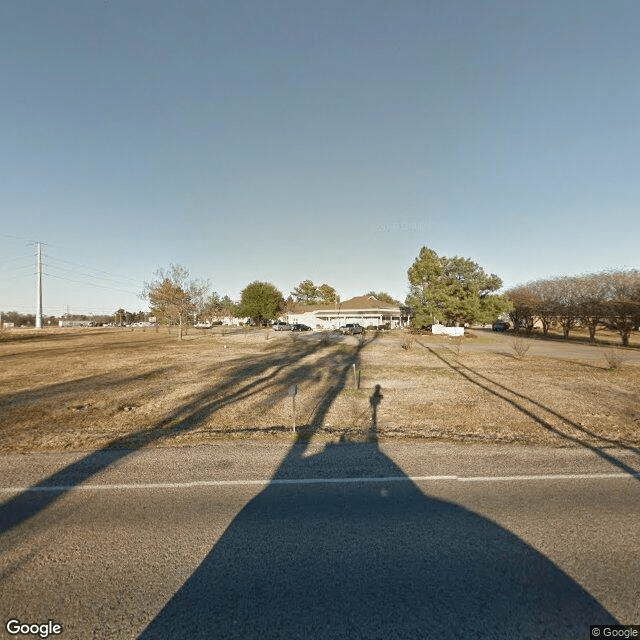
340, 323, 364, 335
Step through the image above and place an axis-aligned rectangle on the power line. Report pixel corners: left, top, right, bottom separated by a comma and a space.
42, 261, 142, 290
0, 233, 35, 243
45, 254, 142, 285
1, 243, 150, 317
0, 254, 34, 265
0, 270, 34, 283
43, 271, 141, 296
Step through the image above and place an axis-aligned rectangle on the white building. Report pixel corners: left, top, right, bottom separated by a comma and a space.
282, 295, 410, 330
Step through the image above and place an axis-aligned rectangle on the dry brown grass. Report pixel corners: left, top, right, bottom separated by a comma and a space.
0, 327, 639, 452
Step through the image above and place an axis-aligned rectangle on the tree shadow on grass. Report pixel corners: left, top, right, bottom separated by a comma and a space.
0, 368, 178, 405
490, 350, 613, 372
139, 346, 618, 639
417, 341, 640, 478
0, 334, 174, 362
0, 338, 347, 538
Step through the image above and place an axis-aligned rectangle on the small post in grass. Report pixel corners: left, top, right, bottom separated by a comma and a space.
289, 384, 298, 433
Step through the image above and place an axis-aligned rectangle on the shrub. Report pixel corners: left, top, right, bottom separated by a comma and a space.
603, 348, 624, 370
319, 331, 333, 346
512, 339, 531, 359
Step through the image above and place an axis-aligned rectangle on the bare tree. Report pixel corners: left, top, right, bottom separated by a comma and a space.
573, 274, 608, 343
605, 270, 640, 347
506, 285, 537, 333
551, 277, 580, 339
507, 270, 640, 346
142, 265, 208, 340
528, 279, 558, 336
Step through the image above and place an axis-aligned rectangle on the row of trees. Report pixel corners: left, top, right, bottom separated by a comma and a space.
143, 266, 403, 338
142, 265, 297, 338
0, 312, 56, 327
143, 255, 639, 344
506, 270, 640, 346
113, 309, 149, 325
0, 311, 145, 327
144, 249, 511, 339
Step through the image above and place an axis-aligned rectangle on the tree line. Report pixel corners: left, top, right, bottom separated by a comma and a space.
142, 266, 400, 339
143, 248, 514, 339
141, 255, 639, 344
506, 270, 640, 346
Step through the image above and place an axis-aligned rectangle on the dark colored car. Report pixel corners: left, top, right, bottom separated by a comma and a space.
492, 320, 510, 332
291, 323, 312, 332
340, 323, 364, 335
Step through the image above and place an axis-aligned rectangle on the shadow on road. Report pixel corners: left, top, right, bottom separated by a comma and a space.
0, 336, 350, 537
139, 344, 618, 639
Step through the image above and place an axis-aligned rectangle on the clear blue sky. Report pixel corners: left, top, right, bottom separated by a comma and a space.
1, 0, 639, 317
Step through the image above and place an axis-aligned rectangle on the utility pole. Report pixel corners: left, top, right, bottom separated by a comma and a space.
35, 242, 43, 329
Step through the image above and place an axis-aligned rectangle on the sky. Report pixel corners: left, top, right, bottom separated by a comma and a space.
1, 0, 639, 317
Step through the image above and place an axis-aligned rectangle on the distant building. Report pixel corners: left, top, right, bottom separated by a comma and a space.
221, 315, 249, 326
59, 320, 93, 327
281, 295, 411, 330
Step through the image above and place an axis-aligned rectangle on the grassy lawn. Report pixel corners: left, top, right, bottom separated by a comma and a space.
0, 326, 638, 452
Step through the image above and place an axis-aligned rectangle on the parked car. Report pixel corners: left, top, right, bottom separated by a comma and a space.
492, 320, 510, 332
291, 323, 312, 332
272, 321, 292, 331
340, 323, 364, 335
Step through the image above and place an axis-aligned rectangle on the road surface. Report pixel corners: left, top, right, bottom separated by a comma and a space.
1, 441, 639, 639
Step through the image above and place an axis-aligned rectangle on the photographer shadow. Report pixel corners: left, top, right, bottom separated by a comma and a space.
140, 383, 617, 639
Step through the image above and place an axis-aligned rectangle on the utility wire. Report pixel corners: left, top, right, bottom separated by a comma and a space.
42, 261, 142, 290
0, 270, 34, 283
45, 254, 141, 285
0, 233, 36, 243
43, 271, 140, 296
0, 254, 34, 265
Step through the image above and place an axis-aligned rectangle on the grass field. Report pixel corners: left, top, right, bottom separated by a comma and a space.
0, 326, 639, 452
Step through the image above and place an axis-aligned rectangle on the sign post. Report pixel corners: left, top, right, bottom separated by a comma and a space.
288, 384, 298, 433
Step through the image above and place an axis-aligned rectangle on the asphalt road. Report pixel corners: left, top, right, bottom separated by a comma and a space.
1, 442, 639, 639
443, 328, 640, 364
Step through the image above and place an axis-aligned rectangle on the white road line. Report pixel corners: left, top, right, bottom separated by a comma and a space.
0, 472, 638, 494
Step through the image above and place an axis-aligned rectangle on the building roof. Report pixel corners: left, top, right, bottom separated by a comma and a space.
339, 295, 399, 310
288, 295, 400, 314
